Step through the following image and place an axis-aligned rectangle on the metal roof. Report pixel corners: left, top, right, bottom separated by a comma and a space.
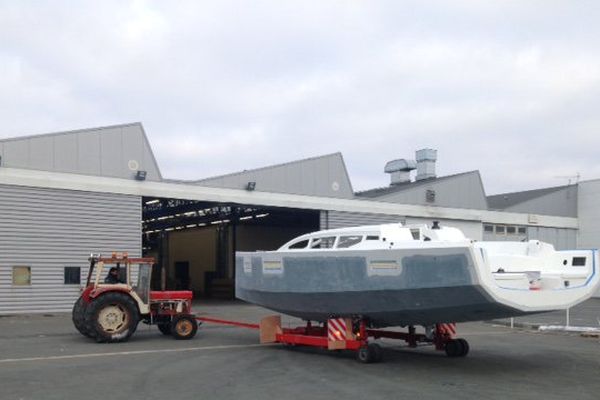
186, 152, 355, 199
0, 123, 162, 181
356, 171, 479, 198
487, 185, 571, 210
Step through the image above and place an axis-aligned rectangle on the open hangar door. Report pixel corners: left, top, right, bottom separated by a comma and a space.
142, 197, 319, 299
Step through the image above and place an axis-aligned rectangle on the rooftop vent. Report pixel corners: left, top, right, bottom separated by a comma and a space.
384, 159, 417, 185
415, 148, 437, 181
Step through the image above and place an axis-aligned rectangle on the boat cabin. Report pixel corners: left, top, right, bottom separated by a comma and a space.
279, 223, 468, 251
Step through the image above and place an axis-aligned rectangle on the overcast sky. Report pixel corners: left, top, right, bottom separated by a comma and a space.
1, 1, 599, 194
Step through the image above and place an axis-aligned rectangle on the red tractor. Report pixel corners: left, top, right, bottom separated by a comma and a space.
72, 253, 199, 343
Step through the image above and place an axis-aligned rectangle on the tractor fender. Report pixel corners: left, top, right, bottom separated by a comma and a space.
88, 288, 142, 317
89, 286, 131, 299
81, 286, 94, 303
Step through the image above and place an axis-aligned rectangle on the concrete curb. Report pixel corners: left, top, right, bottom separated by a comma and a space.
538, 325, 600, 333
487, 319, 540, 330
488, 320, 600, 338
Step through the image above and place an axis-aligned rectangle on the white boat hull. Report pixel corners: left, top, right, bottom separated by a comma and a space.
236, 243, 599, 327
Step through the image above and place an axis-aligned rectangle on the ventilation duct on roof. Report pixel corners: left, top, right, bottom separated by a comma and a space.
384, 159, 417, 185
415, 148, 437, 181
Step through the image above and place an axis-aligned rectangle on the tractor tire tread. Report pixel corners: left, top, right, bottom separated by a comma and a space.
83, 292, 140, 343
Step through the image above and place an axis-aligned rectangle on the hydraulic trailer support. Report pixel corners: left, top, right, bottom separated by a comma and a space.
197, 315, 470, 363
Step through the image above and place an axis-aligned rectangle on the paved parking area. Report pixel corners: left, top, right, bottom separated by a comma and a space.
493, 298, 600, 328
1, 302, 599, 400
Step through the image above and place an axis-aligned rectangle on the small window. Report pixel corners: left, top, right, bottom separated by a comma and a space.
518, 227, 527, 234
410, 229, 420, 240
289, 240, 309, 249
310, 236, 336, 249
337, 235, 363, 248
64, 267, 81, 284
572, 257, 587, 267
366, 236, 379, 241
495, 225, 505, 234
483, 225, 494, 233
506, 226, 516, 235
12, 266, 31, 286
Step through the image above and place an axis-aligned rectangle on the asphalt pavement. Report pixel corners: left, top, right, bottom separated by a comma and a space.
492, 297, 600, 328
1, 301, 599, 400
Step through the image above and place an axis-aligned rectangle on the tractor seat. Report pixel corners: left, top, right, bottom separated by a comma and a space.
150, 291, 193, 301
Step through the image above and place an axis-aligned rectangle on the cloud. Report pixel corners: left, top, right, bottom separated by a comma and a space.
1, 1, 599, 194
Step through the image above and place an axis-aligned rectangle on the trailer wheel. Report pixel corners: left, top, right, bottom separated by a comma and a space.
444, 339, 464, 357
157, 323, 171, 335
357, 343, 382, 364
370, 343, 384, 362
84, 292, 139, 343
457, 338, 469, 357
171, 315, 198, 340
72, 297, 93, 338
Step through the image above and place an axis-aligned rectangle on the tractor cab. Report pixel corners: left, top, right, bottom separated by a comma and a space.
73, 253, 198, 343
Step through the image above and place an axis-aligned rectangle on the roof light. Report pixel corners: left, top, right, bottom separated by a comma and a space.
135, 170, 147, 181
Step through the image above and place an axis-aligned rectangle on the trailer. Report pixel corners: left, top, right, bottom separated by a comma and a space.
197, 315, 469, 363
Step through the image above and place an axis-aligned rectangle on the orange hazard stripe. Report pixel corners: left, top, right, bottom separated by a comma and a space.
327, 319, 347, 341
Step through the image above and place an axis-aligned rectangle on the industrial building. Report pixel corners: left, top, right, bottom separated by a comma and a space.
0, 122, 596, 314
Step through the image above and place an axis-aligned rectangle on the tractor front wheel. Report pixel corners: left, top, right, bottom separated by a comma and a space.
171, 315, 198, 340
157, 323, 171, 335
84, 292, 140, 343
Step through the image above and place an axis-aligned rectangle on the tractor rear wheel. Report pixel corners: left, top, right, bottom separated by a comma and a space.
171, 315, 198, 340
72, 297, 93, 338
84, 292, 140, 343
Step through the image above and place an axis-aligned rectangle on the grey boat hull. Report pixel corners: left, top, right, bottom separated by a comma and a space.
237, 286, 525, 326
235, 246, 526, 327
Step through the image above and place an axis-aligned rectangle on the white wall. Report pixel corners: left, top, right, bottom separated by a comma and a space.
577, 179, 600, 297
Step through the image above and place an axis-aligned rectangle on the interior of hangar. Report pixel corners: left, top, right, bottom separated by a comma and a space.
142, 197, 320, 298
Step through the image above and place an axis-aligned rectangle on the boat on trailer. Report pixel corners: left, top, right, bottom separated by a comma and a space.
235, 222, 599, 327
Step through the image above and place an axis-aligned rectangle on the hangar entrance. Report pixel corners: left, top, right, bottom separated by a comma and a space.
141, 197, 320, 299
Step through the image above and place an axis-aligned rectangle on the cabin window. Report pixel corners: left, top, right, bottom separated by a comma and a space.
310, 236, 336, 249
495, 225, 505, 234
518, 227, 527, 234
12, 266, 31, 286
410, 229, 420, 240
572, 257, 587, 267
337, 235, 363, 248
506, 226, 516, 235
64, 267, 81, 284
289, 240, 309, 249
366, 236, 379, 241
483, 225, 493, 233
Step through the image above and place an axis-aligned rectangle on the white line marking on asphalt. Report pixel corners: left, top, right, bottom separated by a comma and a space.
0, 343, 269, 364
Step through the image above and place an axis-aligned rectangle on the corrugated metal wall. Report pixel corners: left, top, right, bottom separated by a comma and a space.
0, 184, 141, 314
321, 211, 482, 240
482, 224, 577, 250
528, 227, 577, 250
321, 211, 405, 230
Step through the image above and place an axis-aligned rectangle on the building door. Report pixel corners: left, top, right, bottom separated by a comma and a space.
174, 261, 190, 290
